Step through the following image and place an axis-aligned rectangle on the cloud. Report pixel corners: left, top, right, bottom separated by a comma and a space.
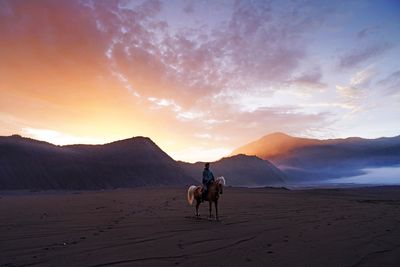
336, 85, 363, 101
2, 0, 399, 161
350, 67, 376, 87
357, 26, 380, 39
75, 0, 339, 136
148, 97, 181, 111
377, 70, 400, 95
288, 67, 326, 91
146, 96, 205, 122
338, 43, 392, 68
182, 1, 195, 14
96, 0, 333, 107
111, 69, 141, 97
335, 67, 377, 112
176, 110, 204, 122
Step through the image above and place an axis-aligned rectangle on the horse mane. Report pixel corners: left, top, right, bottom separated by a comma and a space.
216, 176, 226, 186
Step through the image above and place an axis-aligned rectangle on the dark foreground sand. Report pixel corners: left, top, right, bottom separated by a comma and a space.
1, 186, 400, 267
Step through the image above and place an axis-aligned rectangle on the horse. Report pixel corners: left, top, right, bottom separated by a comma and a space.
187, 176, 226, 221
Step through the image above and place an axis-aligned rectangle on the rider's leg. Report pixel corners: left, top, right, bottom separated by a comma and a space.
201, 186, 207, 202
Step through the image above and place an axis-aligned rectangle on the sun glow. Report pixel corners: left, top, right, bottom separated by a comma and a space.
22, 128, 104, 146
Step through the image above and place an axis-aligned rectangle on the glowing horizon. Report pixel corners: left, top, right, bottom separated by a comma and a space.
1, 0, 399, 162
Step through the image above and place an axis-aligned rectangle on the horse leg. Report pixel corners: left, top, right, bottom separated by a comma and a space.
195, 200, 200, 217
215, 200, 219, 221
209, 201, 212, 219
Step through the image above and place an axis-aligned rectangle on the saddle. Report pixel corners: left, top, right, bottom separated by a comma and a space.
200, 185, 210, 201
201, 183, 212, 192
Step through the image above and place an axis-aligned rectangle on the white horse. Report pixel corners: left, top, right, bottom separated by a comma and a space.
187, 176, 226, 220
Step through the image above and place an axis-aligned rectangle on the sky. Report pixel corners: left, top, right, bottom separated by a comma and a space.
0, 0, 399, 162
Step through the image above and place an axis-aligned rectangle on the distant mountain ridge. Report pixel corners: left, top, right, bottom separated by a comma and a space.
179, 154, 286, 187
3, 131, 395, 189
0, 134, 287, 190
231, 132, 322, 159
231, 132, 400, 182
0, 135, 194, 190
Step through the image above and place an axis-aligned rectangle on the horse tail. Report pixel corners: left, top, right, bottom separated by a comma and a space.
187, 185, 197, 205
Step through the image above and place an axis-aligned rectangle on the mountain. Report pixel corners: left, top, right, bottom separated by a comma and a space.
0, 135, 194, 190
179, 154, 286, 187
231, 132, 400, 182
231, 132, 322, 159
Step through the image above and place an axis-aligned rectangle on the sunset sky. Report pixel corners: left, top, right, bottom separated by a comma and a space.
1, 0, 399, 162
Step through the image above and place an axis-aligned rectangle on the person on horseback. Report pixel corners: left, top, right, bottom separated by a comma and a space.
201, 162, 215, 202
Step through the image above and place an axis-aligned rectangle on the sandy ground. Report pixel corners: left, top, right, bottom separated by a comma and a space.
1, 186, 400, 267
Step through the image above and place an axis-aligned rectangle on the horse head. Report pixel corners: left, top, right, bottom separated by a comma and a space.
216, 176, 225, 194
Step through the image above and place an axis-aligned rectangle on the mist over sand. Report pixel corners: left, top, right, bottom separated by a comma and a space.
326, 166, 400, 186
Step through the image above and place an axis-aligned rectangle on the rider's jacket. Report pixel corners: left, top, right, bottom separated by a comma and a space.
202, 168, 215, 188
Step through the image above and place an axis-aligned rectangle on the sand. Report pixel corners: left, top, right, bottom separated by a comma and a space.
1, 186, 400, 267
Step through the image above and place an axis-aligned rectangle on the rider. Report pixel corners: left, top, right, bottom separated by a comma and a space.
201, 162, 215, 202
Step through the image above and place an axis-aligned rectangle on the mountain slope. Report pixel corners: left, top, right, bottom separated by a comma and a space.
231, 132, 322, 159
0, 135, 194, 190
180, 154, 286, 187
231, 133, 400, 182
